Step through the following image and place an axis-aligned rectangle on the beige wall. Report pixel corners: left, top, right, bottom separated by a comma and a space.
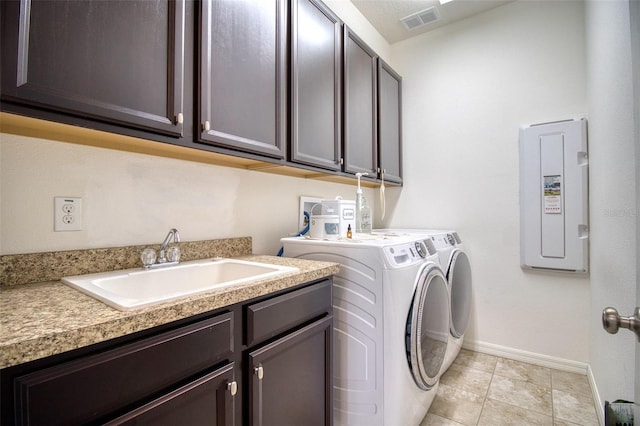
0, 133, 376, 255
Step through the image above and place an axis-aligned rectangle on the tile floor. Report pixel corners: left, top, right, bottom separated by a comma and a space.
421, 349, 600, 426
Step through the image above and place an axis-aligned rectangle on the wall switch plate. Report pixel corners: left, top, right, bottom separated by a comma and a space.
54, 197, 82, 231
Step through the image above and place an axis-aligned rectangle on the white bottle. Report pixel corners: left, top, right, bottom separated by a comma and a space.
355, 173, 371, 233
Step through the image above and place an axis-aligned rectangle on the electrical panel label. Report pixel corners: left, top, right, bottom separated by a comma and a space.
543, 175, 562, 214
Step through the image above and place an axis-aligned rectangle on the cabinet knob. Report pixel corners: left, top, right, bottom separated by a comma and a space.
340, 158, 344, 165
175, 112, 184, 125
227, 380, 237, 396
254, 365, 264, 380
203, 121, 211, 132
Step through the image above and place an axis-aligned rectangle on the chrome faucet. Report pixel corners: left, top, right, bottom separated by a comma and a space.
140, 228, 182, 269
158, 228, 181, 264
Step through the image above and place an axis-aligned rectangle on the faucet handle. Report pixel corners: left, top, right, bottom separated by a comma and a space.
141, 248, 157, 268
166, 245, 181, 262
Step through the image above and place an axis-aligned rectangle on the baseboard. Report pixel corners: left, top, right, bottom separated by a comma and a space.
462, 340, 589, 374
587, 364, 605, 425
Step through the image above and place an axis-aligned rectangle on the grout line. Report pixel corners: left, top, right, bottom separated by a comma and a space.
476, 369, 494, 425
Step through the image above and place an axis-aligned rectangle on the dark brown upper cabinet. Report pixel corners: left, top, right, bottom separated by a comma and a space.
342, 26, 378, 177
290, 0, 342, 171
198, 0, 287, 159
0, 0, 185, 137
377, 59, 403, 184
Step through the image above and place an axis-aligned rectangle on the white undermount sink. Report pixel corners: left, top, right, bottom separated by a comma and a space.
61, 258, 299, 311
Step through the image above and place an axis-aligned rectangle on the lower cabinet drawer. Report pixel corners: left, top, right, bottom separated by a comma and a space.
106, 363, 236, 426
246, 279, 332, 346
14, 312, 233, 425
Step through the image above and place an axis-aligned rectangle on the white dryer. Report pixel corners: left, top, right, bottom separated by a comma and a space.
375, 229, 472, 373
281, 234, 450, 426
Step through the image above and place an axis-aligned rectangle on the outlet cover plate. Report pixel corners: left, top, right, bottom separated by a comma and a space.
54, 197, 82, 231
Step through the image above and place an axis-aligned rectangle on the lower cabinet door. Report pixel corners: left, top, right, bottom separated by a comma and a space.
248, 316, 332, 426
107, 363, 236, 426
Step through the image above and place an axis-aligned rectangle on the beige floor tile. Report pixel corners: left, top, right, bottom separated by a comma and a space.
494, 358, 551, 388
440, 363, 493, 397
428, 382, 485, 426
552, 389, 599, 426
420, 413, 466, 425
551, 370, 592, 396
488, 374, 553, 415
421, 351, 599, 426
452, 349, 498, 373
478, 398, 553, 426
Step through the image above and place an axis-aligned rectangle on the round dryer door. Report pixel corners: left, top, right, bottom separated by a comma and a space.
448, 249, 472, 338
406, 263, 450, 390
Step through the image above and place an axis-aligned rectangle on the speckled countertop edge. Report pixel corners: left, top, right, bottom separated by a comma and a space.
0, 252, 339, 369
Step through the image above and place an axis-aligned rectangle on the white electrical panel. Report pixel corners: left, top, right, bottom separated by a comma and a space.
519, 118, 589, 273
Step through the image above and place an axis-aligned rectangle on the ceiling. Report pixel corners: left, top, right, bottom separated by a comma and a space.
351, 0, 514, 44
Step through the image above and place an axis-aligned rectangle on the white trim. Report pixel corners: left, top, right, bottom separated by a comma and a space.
462, 340, 589, 374
587, 364, 605, 425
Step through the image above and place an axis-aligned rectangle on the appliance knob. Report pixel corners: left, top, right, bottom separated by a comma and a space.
415, 241, 427, 258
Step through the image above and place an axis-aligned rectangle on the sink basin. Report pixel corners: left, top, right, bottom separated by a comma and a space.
61, 258, 299, 311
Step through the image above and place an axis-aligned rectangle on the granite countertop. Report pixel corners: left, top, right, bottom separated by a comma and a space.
0, 239, 339, 369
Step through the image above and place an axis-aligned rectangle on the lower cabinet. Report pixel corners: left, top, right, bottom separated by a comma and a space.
244, 280, 333, 426
1, 278, 332, 426
13, 312, 235, 425
248, 317, 332, 426
106, 364, 236, 426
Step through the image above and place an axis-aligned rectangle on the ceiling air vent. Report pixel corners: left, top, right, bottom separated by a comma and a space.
400, 6, 441, 31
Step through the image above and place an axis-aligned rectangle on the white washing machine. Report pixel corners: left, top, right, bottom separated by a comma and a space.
375, 229, 472, 373
281, 234, 450, 426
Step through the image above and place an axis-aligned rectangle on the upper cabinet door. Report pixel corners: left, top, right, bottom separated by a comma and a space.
343, 27, 378, 177
198, 0, 287, 159
0, 0, 185, 137
377, 59, 403, 184
290, 0, 342, 171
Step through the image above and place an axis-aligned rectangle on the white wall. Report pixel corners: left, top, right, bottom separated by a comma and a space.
0, 134, 374, 255
386, 1, 591, 362
324, 0, 392, 64
586, 0, 637, 405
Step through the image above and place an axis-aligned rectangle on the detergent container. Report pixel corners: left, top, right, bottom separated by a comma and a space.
320, 197, 355, 238
309, 204, 340, 240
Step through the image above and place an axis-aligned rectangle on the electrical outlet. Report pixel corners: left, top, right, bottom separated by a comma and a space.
54, 197, 82, 231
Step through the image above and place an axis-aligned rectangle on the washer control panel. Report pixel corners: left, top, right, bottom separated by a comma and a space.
384, 240, 433, 267
429, 233, 458, 250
